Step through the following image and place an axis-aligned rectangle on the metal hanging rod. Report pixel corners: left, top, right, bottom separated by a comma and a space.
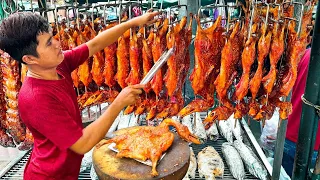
168, 4, 188, 25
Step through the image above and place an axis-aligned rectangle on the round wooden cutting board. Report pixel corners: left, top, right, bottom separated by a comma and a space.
92, 127, 190, 180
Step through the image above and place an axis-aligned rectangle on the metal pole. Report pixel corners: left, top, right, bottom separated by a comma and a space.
272, 95, 290, 180
181, 0, 199, 104
293, 3, 320, 180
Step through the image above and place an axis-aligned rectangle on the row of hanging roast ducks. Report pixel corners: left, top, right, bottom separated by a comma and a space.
50, 0, 314, 127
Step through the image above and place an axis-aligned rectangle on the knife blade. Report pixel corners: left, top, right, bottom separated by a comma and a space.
140, 47, 175, 85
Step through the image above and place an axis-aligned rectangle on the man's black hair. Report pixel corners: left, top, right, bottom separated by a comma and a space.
0, 12, 50, 64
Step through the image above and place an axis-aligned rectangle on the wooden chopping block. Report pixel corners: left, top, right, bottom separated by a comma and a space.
92, 127, 190, 180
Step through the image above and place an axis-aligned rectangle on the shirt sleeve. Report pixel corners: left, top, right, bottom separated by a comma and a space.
31, 92, 83, 150
60, 44, 89, 74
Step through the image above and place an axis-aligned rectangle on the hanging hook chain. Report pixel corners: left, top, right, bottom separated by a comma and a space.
301, 94, 320, 117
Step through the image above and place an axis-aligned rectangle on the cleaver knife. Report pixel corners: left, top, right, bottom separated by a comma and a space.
140, 47, 175, 85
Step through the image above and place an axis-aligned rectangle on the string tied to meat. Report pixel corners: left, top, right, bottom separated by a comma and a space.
301, 94, 320, 118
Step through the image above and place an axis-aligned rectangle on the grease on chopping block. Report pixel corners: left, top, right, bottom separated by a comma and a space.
92, 128, 190, 180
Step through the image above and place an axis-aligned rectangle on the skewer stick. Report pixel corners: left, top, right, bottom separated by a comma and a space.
118, 1, 122, 24
103, 4, 107, 25
98, 87, 102, 116
129, 4, 132, 38
247, 3, 255, 40
84, 86, 91, 119
292, 2, 304, 38
91, 4, 95, 28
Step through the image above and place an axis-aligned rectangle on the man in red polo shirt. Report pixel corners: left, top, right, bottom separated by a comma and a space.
282, 48, 320, 177
0, 11, 159, 179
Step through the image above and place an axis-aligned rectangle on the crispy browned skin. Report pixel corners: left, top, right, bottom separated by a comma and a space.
164, 17, 187, 97
204, 106, 234, 123
146, 97, 166, 121
190, 16, 217, 95
77, 92, 93, 110
134, 97, 150, 115
69, 30, 80, 88
97, 118, 200, 177
206, 22, 243, 123
142, 30, 154, 93
283, 4, 294, 19
150, 19, 169, 96
215, 21, 242, 103
0, 57, 15, 147
159, 15, 194, 118
58, 23, 69, 51
262, 24, 285, 96
1, 53, 25, 144
102, 23, 118, 88
115, 29, 130, 89
180, 16, 224, 117
248, 24, 272, 116
126, 29, 142, 85
280, 8, 312, 96
157, 94, 184, 119
179, 99, 213, 117
181, 14, 193, 84
77, 26, 92, 87
82, 90, 102, 107
88, 26, 105, 86
235, 24, 258, 101
234, 100, 249, 119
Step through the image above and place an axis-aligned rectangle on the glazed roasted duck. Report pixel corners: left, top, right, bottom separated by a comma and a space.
235, 24, 258, 101
1, 52, 26, 144
126, 29, 143, 86
150, 19, 169, 96
181, 16, 225, 117
205, 22, 243, 123
134, 95, 151, 115
69, 30, 80, 88
164, 16, 187, 97
77, 92, 93, 110
103, 23, 118, 88
190, 16, 220, 95
97, 118, 200, 177
0, 59, 15, 147
262, 24, 285, 96
204, 105, 234, 124
279, 28, 306, 96
158, 16, 190, 119
181, 14, 193, 85
82, 90, 119, 108
115, 29, 131, 89
77, 26, 92, 87
157, 94, 184, 119
124, 29, 144, 115
89, 26, 105, 87
146, 96, 167, 121
57, 23, 69, 51
234, 100, 249, 119
215, 21, 242, 103
142, 30, 154, 93
249, 23, 272, 117
280, 8, 313, 96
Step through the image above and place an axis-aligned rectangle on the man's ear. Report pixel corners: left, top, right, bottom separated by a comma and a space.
22, 55, 38, 65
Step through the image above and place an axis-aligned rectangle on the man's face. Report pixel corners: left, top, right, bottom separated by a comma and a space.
35, 32, 64, 69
